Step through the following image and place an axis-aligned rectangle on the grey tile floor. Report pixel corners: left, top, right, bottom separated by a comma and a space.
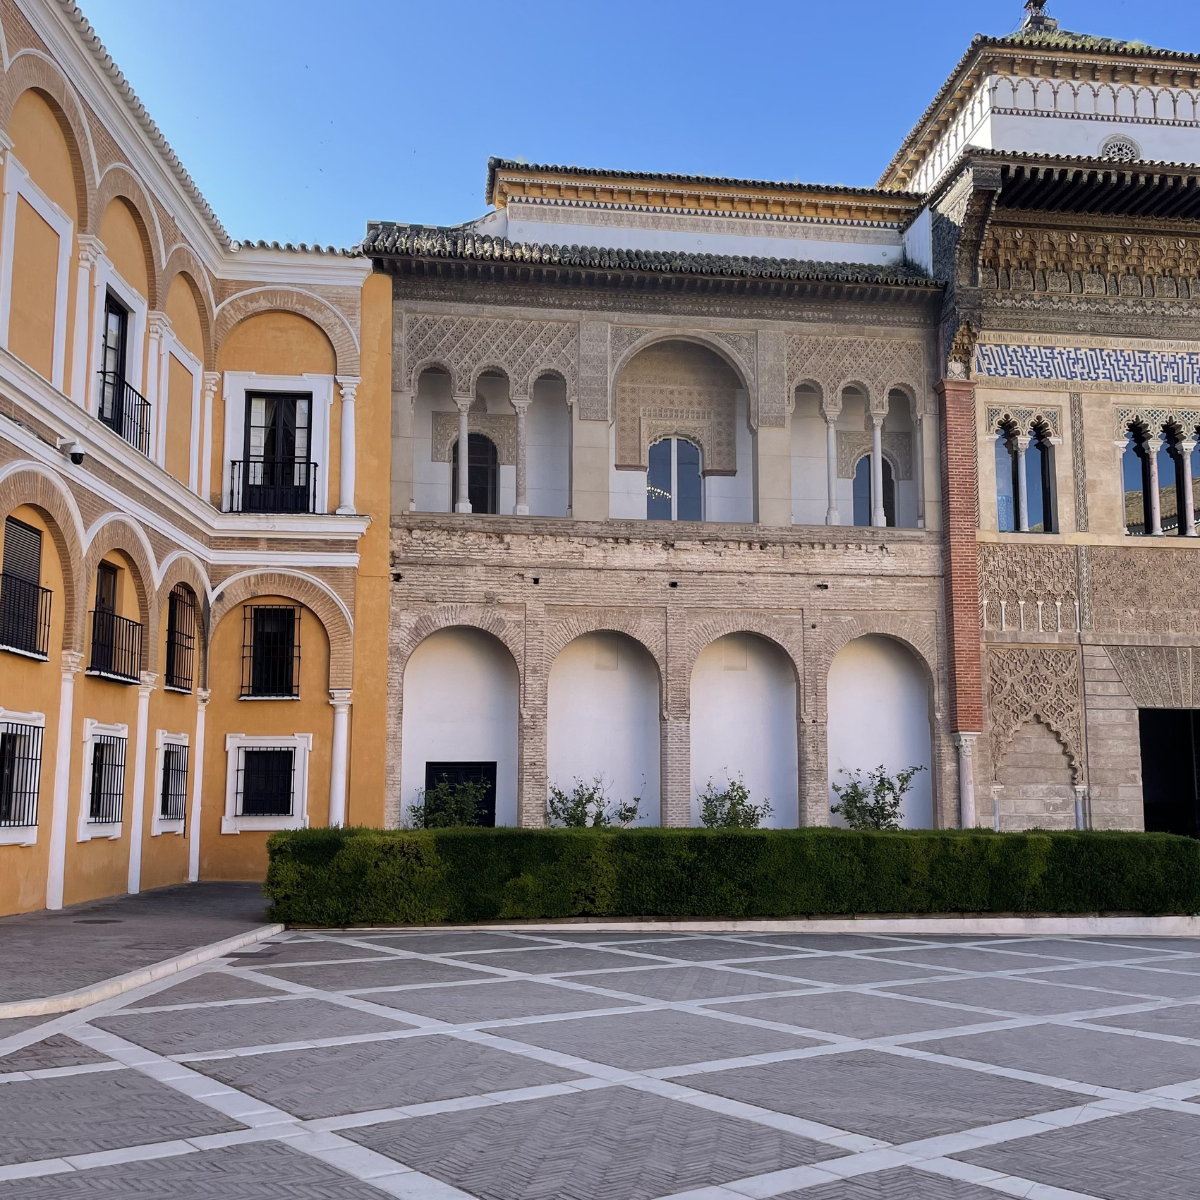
3, 928, 1200, 1198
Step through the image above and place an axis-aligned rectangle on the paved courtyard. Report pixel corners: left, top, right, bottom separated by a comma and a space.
3, 927, 1200, 1198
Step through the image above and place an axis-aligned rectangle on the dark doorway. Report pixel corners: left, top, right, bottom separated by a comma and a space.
1139, 709, 1200, 838
424, 761, 497, 826
241, 392, 313, 513
451, 434, 499, 514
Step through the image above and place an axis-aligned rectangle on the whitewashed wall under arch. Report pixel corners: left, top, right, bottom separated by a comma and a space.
400, 627, 519, 825
690, 633, 797, 826
827, 634, 933, 828
547, 631, 661, 825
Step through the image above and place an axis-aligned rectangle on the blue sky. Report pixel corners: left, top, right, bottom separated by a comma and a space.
79, 1, 1200, 248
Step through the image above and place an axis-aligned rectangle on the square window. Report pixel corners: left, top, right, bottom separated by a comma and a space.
242, 605, 300, 698
239, 748, 294, 816
222, 734, 311, 834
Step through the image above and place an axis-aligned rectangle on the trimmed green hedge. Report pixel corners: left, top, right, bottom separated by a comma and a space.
263, 827, 1200, 925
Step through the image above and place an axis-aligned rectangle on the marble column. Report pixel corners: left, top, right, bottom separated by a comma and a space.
454, 398, 472, 513
824, 415, 840, 525
513, 398, 530, 515
336, 376, 359, 514
328, 689, 352, 827
1074, 784, 1089, 831
954, 731, 980, 829
126, 672, 157, 894
70, 236, 105, 406
870, 412, 886, 527
1180, 438, 1198, 537
187, 688, 210, 882
914, 413, 926, 529
46, 650, 83, 910
1146, 432, 1164, 536
1015, 433, 1031, 532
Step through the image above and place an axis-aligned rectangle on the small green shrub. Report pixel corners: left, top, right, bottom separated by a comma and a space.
831, 765, 926, 831
698, 777, 773, 828
547, 776, 641, 828
408, 778, 490, 828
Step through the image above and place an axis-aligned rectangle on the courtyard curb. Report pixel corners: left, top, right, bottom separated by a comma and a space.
0, 922, 284, 1019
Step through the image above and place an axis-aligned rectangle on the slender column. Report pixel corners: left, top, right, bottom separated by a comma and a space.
1074, 784, 1089, 831
1147, 432, 1164, 536
914, 413, 926, 529
870, 412, 886, 527
954, 731, 980, 829
824, 416, 840, 525
201, 372, 219, 505
991, 784, 1002, 832
513, 398, 530, 516
187, 688, 210, 882
328, 689, 352, 827
1181, 439, 1198, 537
454, 397, 472, 513
335, 376, 359, 514
126, 672, 157, 894
146, 312, 170, 465
1015, 433, 1031, 532
70, 236, 105, 406
46, 651, 83, 910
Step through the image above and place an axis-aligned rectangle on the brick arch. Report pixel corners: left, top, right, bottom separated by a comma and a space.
816, 615, 940, 715
0, 464, 85, 653
155, 554, 212, 688
209, 570, 353, 689
161, 249, 215, 366
81, 516, 158, 673
682, 615, 805, 697
215, 288, 359, 376
0, 53, 94, 227
394, 606, 524, 685
93, 169, 164, 306
543, 612, 666, 686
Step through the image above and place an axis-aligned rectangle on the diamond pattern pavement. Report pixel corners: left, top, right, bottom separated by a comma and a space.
6, 927, 1200, 1199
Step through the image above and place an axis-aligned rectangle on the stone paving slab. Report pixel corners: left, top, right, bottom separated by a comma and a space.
745, 955, 947, 986
452, 945, 666, 974
0, 1032, 110, 1072
883, 974, 1136, 1015
254, 955, 486, 991
0, 883, 269, 1004
123, 970, 286, 1008
776, 1167, 1006, 1199
1092, 1002, 1200, 1038
560, 964, 812, 1001
709, 990, 986, 1037
364, 978, 642, 1022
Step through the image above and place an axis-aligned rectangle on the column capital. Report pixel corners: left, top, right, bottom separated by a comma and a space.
60, 649, 83, 676
1179, 438, 1197, 454
869, 411, 885, 430
138, 671, 158, 695
76, 234, 106, 267
453, 395, 473, 413
202, 371, 221, 395
510, 396, 531, 413
953, 731, 980, 752
147, 310, 171, 340
0, 129, 13, 154
1015, 433, 1033, 451
329, 688, 353, 708
336, 376, 360, 403
196, 687, 211, 707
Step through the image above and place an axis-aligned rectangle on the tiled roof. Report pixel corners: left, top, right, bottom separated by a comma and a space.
361, 224, 939, 287
233, 239, 359, 257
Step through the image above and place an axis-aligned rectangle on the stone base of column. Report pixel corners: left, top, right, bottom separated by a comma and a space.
514, 504, 529, 516
455, 501, 472, 513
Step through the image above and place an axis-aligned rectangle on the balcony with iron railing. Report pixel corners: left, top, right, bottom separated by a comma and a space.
229, 458, 318, 514
97, 371, 152, 455
87, 608, 142, 682
0, 572, 51, 659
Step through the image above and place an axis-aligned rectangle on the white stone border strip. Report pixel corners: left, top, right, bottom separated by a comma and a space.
0, 923, 284, 1019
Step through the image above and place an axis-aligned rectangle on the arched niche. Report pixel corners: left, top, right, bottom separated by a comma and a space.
400, 627, 520, 826
546, 631, 661, 825
98, 197, 153, 303
827, 634, 934, 828
690, 633, 798, 827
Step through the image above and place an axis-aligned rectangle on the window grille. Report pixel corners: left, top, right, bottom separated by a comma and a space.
242, 605, 300, 697
0, 517, 51, 658
159, 742, 189, 822
0, 721, 43, 828
88, 734, 126, 824
236, 747, 294, 816
165, 585, 196, 691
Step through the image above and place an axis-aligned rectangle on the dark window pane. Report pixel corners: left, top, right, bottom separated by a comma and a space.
882, 457, 896, 528
1025, 440, 1045, 532
251, 607, 296, 696
2, 517, 41, 584
852, 457, 871, 527
0, 724, 42, 827
995, 433, 1016, 532
647, 439, 672, 519
241, 749, 293, 816
1123, 434, 1147, 535
676, 440, 702, 521
88, 735, 125, 824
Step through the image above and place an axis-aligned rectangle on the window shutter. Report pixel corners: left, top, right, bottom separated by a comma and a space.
2, 518, 41, 584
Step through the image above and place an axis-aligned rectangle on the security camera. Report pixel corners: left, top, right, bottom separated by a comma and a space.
57, 437, 85, 465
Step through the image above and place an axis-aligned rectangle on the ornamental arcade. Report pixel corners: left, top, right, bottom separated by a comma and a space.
4, 0, 1200, 914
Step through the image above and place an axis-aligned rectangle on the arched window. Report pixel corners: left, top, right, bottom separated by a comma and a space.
1123, 425, 1149, 535
851, 455, 895, 527
165, 584, 197, 691
451, 433, 499, 515
1025, 422, 1056, 533
647, 437, 703, 521
1124, 422, 1198, 537
994, 420, 1056, 533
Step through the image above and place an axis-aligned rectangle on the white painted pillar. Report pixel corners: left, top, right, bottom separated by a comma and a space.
146, 312, 169, 466
954, 731, 979, 829
513, 398, 530, 516
1015, 433, 1031, 532
187, 688, 209, 882
126, 671, 157, 894
455, 398, 472, 513
1181, 439, 1198, 537
70, 236, 104, 406
201, 371, 219, 505
46, 650, 83, 910
335, 376, 359, 514
328, 689, 352, 827
914, 413, 926, 529
870, 413, 886, 527
1146, 432, 1164, 536
824, 416, 840, 525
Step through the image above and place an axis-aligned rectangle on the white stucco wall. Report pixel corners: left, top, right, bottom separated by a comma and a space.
706, 392, 754, 523
413, 372, 453, 513
690, 633, 798, 827
547, 632, 662, 825
528, 376, 570, 517
400, 627, 520, 825
791, 389, 828, 525
827, 634, 934, 828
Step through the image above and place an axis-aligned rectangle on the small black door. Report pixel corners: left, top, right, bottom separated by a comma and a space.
99, 294, 129, 434
92, 562, 119, 674
451, 434, 499, 514
1139, 709, 1200, 838
424, 761, 497, 827
244, 393, 312, 512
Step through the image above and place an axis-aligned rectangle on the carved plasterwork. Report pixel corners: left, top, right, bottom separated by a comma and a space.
786, 335, 925, 411
1069, 392, 1088, 533
1088, 547, 1200, 634
979, 544, 1078, 632
1107, 646, 1200, 709
608, 326, 758, 411
406, 314, 578, 399
431, 412, 517, 465
946, 320, 978, 382
986, 406, 1061, 436
1113, 405, 1200, 439
988, 647, 1084, 780
836, 431, 912, 480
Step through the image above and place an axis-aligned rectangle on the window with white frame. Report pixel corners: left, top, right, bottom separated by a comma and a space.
77, 719, 128, 842
0, 708, 45, 846
152, 730, 189, 835
222, 733, 311, 834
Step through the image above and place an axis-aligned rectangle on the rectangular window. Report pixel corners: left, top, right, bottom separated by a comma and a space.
88, 733, 126, 824
234, 392, 315, 513
0, 720, 43, 828
159, 742, 189, 822
242, 604, 300, 698
0, 516, 51, 658
164, 585, 196, 691
237, 747, 294, 816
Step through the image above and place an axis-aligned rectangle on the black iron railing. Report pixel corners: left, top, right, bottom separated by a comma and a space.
229, 459, 317, 514
88, 609, 142, 682
0, 721, 43, 828
0, 572, 51, 658
97, 371, 152, 455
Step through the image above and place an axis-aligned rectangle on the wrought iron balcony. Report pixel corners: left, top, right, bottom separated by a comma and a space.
97, 371, 152, 455
229, 458, 318, 514
88, 609, 142, 682
0, 572, 51, 659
